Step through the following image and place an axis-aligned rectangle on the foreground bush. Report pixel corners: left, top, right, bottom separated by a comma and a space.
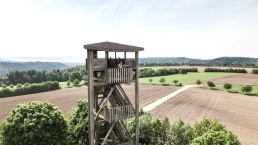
0, 100, 240, 145
126, 114, 240, 145
0, 101, 68, 145
0, 125, 2, 145
191, 130, 240, 145
126, 113, 170, 145
192, 118, 240, 145
168, 119, 193, 145
67, 100, 89, 145
193, 118, 225, 137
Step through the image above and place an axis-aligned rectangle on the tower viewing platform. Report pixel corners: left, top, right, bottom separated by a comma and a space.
84, 42, 144, 145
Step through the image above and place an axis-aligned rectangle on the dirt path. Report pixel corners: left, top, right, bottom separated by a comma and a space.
143, 85, 198, 112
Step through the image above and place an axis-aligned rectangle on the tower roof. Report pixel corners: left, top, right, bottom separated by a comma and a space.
84, 41, 144, 52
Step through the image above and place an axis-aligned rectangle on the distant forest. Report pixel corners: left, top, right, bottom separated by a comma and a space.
1, 57, 258, 77
0, 61, 70, 76
0, 65, 86, 85
139, 57, 258, 67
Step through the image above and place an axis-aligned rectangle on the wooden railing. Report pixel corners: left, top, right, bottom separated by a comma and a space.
88, 58, 136, 71
104, 105, 134, 123
106, 68, 133, 83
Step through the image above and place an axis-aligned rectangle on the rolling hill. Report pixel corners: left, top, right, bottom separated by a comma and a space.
0, 61, 69, 76
140, 57, 258, 67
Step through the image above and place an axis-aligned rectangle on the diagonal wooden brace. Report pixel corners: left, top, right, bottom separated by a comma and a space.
116, 84, 136, 113
101, 123, 116, 145
94, 86, 115, 121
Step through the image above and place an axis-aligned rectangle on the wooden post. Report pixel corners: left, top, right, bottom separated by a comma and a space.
87, 50, 95, 145
106, 51, 109, 68
135, 51, 139, 145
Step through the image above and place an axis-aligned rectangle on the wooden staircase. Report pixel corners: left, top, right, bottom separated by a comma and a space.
97, 84, 135, 145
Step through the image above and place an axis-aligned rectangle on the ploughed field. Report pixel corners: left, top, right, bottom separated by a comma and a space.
202, 73, 258, 85
0, 84, 179, 122
150, 88, 258, 145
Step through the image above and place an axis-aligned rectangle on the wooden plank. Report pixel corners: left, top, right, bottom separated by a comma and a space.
93, 58, 107, 71
135, 52, 139, 145
87, 50, 95, 145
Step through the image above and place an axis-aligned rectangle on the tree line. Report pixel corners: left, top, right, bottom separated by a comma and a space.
204, 68, 247, 73
139, 57, 258, 67
0, 81, 60, 98
140, 68, 198, 78
0, 65, 87, 86
252, 69, 258, 74
0, 100, 240, 145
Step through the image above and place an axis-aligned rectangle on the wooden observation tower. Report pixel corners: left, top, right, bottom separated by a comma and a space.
84, 42, 144, 145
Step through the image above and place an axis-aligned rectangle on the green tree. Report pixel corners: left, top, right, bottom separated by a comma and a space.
173, 80, 179, 86
196, 80, 202, 85
126, 113, 169, 145
223, 83, 232, 92
207, 81, 216, 89
160, 117, 170, 144
67, 81, 71, 88
69, 71, 82, 82
16, 83, 22, 88
180, 69, 188, 75
0, 124, 3, 145
193, 118, 225, 138
82, 75, 88, 82
2, 84, 7, 89
168, 119, 193, 145
148, 78, 153, 84
191, 130, 240, 145
67, 100, 89, 145
9, 84, 14, 89
24, 83, 30, 87
159, 77, 166, 85
241, 85, 253, 94
0, 101, 68, 145
73, 79, 80, 87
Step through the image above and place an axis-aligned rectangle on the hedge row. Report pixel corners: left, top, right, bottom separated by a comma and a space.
204, 68, 247, 73
140, 68, 198, 78
252, 69, 258, 74
0, 81, 60, 98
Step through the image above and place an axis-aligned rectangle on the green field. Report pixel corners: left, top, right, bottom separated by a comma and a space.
139, 72, 236, 85
203, 85, 258, 96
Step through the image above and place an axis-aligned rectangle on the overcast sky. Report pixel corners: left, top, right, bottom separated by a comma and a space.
0, 0, 257, 59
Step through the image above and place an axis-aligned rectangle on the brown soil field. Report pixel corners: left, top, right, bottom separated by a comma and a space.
0, 84, 179, 122
158, 66, 254, 74
205, 73, 258, 85
150, 88, 258, 145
